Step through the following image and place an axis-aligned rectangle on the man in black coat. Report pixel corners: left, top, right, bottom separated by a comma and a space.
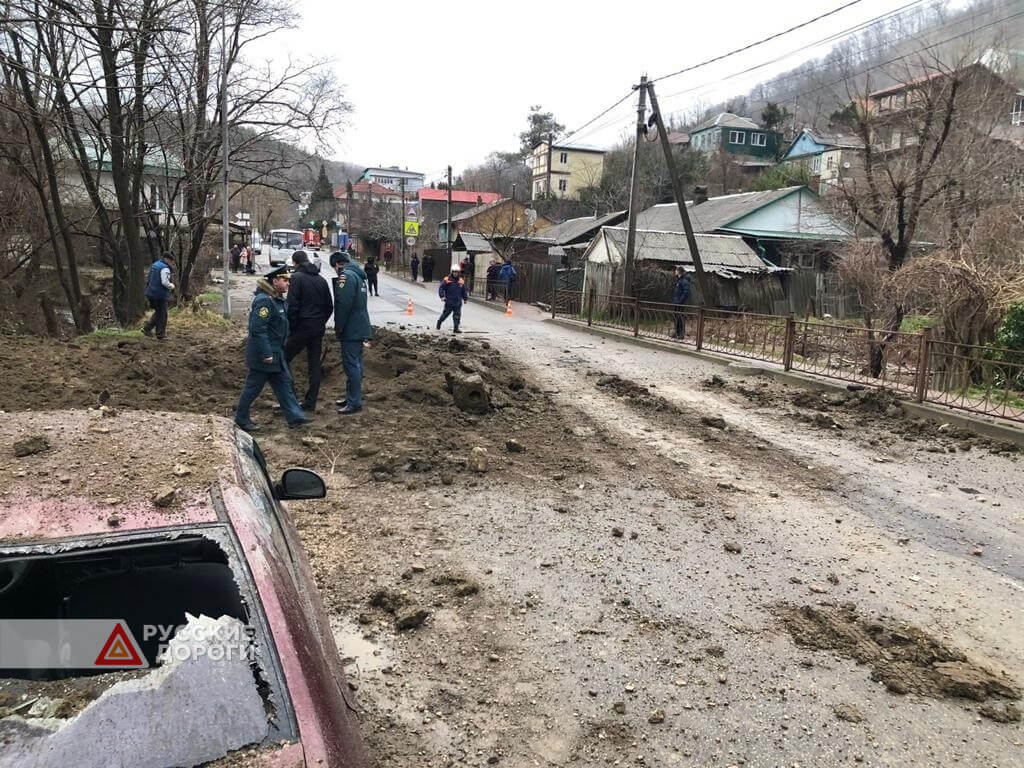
284, 250, 334, 411
410, 254, 420, 282
364, 256, 380, 296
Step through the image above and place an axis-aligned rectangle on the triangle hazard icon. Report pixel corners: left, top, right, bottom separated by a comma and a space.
94, 623, 145, 667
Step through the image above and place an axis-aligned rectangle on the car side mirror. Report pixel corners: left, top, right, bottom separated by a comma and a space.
274, 468, 326, 500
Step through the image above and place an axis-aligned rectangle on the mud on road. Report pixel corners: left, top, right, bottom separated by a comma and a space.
1, 307, 1022, 767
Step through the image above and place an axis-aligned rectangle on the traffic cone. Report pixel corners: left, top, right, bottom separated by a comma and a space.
505, 301, 513, 317
405, 299, 414, 316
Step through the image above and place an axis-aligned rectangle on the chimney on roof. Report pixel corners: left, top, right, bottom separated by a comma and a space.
693, 185, 709, 205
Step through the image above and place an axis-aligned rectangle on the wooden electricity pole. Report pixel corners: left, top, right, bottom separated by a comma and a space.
400, 177, 406, 269
623, 74, 648, 297
446, 165, 453, 269
645, 80, 712, 306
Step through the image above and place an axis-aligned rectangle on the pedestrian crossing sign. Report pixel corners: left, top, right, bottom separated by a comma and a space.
403, 220, 420, 237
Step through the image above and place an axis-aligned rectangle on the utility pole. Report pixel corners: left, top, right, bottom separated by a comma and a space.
219, 4, 231, 318
645, 80, 712, 306
623, 74, 648, 297
511, 183, 516, 203
545, 131, 553, 197
446, 165, 452, 269
346, 188, 353, 253
400, 177, 406, 270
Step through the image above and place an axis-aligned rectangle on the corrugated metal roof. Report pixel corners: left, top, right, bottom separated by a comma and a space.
691, 112, 761, 133
454, 232, 493, 252
601, 227, 785, 279
635, 187, 804, 233
419, 188, 501, 205
450, 198, 508, 223
536, 210, 627, 245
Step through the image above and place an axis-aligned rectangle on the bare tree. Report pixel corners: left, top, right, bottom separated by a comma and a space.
831, 49, 1022, 373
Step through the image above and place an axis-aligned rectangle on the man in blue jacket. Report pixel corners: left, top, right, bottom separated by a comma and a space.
141, 253, 175, 340
672, 265, 692, 339
234, 266, 312, 432
330, 251, 372, 415
498, 257, 516, 303
436, 265, 468, 334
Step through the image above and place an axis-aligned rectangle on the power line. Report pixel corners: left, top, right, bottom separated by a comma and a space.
649, 0, 867, 84
655, 0, 1017, 118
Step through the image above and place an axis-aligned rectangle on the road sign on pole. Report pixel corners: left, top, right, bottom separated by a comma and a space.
406, 236, 416, 246
403, 221, 420, 237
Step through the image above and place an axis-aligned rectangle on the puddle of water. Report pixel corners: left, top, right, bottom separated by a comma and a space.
330, 617, 391, 673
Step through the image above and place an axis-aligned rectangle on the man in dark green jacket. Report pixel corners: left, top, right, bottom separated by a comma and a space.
330, 251, 372, 415
234, 266, 312, 431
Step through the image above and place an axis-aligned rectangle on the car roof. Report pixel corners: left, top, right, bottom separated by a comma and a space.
0, 409, 239, 543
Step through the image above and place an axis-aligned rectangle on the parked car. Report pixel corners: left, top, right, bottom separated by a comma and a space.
0, 410, 367, 768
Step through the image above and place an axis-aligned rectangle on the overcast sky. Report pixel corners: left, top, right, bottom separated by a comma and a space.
275, 0, 956, 182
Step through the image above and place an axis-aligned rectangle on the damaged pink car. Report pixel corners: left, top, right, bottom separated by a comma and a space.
0, 410, 367, 768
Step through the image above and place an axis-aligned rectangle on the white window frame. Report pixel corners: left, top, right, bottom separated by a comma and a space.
557, 178, 567, 192
812, 156, 821, 173
1013, 95, 1024, 126
559, 151, 568, 164
750, 132, 767, 147
728, 130, 745, 145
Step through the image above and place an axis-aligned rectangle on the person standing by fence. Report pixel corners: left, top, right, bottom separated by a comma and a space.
672, 266, 692, 339
485, 259, 500, 300
499, 257, 517, 303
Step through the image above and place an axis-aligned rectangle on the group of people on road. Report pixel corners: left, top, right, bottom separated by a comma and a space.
229, 243, 256, 275
409, 253, 444, 283
232, 249, 372, 432
139, 241, 533, 431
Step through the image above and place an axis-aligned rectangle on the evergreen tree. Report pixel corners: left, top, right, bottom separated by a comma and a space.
518, 106, 565, 156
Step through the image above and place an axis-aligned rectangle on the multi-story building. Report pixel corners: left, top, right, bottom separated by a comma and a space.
780, 128, 865, 195
360, 167, 425, 194
688, 112, 779, 159
529, 141, 606, 200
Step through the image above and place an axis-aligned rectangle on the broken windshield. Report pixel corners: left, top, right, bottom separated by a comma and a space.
0, 531, 294, 768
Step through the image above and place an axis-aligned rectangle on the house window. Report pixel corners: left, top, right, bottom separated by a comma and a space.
826, 155, 835, 170
558, 179, 567, 192
1013, 95, 1024, 125
559, 152, 568, 164
750, 133, 767, 147
812, 156, 821, 173
728, 130, 745, 145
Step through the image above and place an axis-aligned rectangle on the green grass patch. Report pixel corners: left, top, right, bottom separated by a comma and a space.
900, 314, 936, 334
82, 327, 144, 340
196, 292, 223, 303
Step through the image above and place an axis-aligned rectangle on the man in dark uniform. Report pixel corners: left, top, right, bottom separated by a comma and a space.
234, 266, 312, 432
436, 264, 468, 333
285, 250, 333, 412
672, 265, 692, 339
364, 256, 380, 296
410, 253, 420, 282
330, 251, 372, 415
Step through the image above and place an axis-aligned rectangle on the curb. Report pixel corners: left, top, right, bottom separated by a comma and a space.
548, 317, 1024, 448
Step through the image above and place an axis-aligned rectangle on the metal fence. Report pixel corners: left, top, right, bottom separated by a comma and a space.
553, 288, 1024, 425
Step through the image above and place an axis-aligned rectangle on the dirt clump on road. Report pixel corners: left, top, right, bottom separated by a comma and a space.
778, 603, 1021, 710
596, 374, 678, 412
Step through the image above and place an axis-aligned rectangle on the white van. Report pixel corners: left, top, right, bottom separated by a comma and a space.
267, 229, 303, 266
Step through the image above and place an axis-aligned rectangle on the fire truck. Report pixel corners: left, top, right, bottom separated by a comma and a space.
302, 228, 322, 250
